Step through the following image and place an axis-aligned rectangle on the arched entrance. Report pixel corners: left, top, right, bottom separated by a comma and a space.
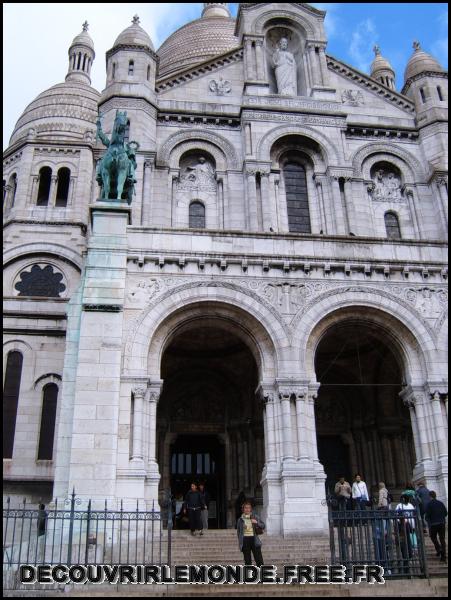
314, 316, 416, 500
156, 317, 264, 528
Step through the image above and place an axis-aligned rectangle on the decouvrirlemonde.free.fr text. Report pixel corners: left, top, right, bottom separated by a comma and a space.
20, 564, 385, 585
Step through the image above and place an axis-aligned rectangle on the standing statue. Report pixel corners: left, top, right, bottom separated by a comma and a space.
178, 156, 216, 191
272, 37, 297, 96
96, 110, 140, 204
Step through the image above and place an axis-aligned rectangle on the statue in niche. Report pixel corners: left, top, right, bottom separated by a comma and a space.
272, 37, 297, 96
372, 168, 402, 202
178, 156, 216, 192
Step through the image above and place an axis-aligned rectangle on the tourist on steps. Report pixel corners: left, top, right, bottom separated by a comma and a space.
425, 491, 447, 563
334, 476, 352, 511
352, 474, 369, 511
236, 501, 265, 567
185, 482, 204, 536
416, 482, 431, 532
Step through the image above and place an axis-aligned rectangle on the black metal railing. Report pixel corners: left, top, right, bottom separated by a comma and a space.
3, 490, 170, 569
326, 496, 428, 579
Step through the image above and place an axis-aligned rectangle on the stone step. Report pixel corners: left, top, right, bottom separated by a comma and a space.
4, 578, 448, 597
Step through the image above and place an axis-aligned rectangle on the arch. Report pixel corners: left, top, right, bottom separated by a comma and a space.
351, 142, 426, 181
37, 382, 58, 460
283, 162, 311, 233
3, 350, 23, 458
253, 8, 318, 38
3, 243, 83, 272
123, 283, 286, 383
257, 124, 341, 165
292, 288, 436, 386
157, 129, 240, 170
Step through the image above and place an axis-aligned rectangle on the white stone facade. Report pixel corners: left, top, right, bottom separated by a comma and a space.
3, 3, 448, 535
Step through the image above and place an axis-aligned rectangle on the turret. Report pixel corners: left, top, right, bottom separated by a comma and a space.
66, 21, 95, 85
370, 45, 396, 90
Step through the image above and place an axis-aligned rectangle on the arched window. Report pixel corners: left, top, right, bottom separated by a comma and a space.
7, 173, 17, 207
189, 201, 206, 229
3, 351, 23, 458
147, 65, 151, 81
37, 383, 58, 460
284, 162, 311, 233
55, 167, 70, 207
77, 52, 82, 70
128, 60, 134, 76
112, 62, 116, 79
437, 86, 444, 101
37, 167, 52, 206
419, 88, 426, 103
82, 54, 87, 71
385, 211, 401, 239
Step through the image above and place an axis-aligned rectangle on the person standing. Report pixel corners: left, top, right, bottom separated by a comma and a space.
185, 482, 204, 536
395, 494, 415, 574
236, 501, 265, 567
425, 491, 447, 562
377, 482, 389, 509
352, 474, 369, 511
334, 476, 352, 511
198, 482, 209, 531
416, 482, 431, 532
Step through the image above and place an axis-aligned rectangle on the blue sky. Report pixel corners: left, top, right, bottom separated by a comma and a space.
3, 3, 448, 148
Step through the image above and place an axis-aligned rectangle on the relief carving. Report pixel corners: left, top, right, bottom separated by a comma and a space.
371, 169, 403, 202
209, 77, 232, 96
341, 89, 365, 106
177, 156, 217, 192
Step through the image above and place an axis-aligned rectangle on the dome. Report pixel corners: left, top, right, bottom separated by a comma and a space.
70, 22, 95, 52
113, 15, 154, 51
10, 81, 100, 146
370, 46, 394, 76
404, 41, 445, 82
157, 16, 239, 78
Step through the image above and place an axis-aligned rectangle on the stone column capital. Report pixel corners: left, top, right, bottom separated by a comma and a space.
256, 383, 276, 404
132, 385, 147, 399
148, 380, 163, 403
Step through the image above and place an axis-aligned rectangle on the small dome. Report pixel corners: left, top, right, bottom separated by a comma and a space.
404, 41, 445, 82
157, 16, 239, 78
113, 15, 154, 51
70, 21, 94, 51
370, 46, 394, 76
10, 81, 100, 146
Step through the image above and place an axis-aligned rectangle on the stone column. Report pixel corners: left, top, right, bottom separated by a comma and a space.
141, 160, 153, 226
404, 185, 422, 240
295, 391, 310, 461
49, 175, 58, 206
318, 45, 329, 85
245, 123, 253, 156
430, 391, 448, 458
147, 383, 162, 465
279, 388, 295, 462
436, 177, 448, 233
246, 170, 259, 231
244, 38, 256, 81
343, 177, 355, 234
313, 176, 327, 233
260, 171, 272, 231
255, 39, 266, 81
330, 176, 347, 235
131, 386, 146, 461
306, 43, 319, 86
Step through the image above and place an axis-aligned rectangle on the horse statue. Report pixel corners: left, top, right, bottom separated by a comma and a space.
96, 110, 140, 204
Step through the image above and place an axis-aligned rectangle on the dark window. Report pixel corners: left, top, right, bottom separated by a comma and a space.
189, 201, 206, 229
15, 264, 66, 297
419, 88, 426, 103
37, 383, 58, 460
37, 167, 52, 206
3, 351, 23, 458
284, 163, 311, 233
124, 120, 130, 144
112, 62, 116, 79
128, 60, 134, 76
385, 211, 401, 239
77, 52, 82, 70
147, 65, 151, 81
437, 86, 443, 101
3, 179, 6, 204
55, 167, 70, 207
82, 54, 87, 71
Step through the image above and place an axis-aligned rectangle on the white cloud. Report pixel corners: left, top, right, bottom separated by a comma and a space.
311, 3, 340, 40
348, 18, 379, 74
431, 8, 448, 67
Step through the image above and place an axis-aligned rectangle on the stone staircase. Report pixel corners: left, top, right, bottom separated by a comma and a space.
3, 529, 448, 597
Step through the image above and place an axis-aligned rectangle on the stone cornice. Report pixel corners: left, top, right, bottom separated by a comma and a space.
3, 219, 87, 235
326, 55, 415, 114
402, 70, 448, 95
346, 125, 419, 141
106, 44, 158, 62
156, 48, 243, 93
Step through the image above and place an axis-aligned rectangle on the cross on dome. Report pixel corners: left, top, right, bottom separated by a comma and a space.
373, 45, 380, 56
132, 15, 140, 25
82, 21, 89, 32
413, 40, 421, 51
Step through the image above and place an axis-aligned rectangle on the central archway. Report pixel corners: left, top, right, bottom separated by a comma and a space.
156, 316, 263, 528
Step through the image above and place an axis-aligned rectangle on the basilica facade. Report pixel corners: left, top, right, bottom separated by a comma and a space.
3, 3, 448, 535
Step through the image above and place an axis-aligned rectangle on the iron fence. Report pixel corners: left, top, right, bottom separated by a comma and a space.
327, 497, 428, 579
3, 490, 171, 569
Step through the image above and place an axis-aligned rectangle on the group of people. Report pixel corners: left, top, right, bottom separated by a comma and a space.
174, 482, 210, 536
334, 475, 447, 562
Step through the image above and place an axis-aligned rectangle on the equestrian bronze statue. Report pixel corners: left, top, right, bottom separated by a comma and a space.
96, 110, 139, 204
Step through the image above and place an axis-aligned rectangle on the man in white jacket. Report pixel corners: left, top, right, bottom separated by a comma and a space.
352, 474, 369, 511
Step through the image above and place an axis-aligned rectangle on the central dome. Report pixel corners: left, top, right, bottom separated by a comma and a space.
157, 15, 239, 79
